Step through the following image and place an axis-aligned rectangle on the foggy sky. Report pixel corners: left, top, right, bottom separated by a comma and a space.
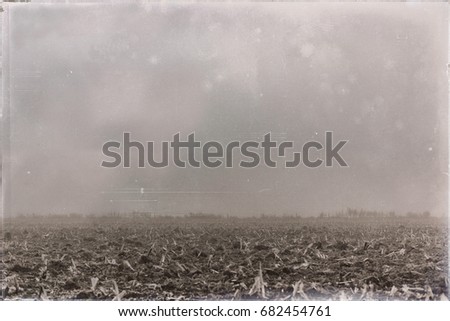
4, 2, 448, 216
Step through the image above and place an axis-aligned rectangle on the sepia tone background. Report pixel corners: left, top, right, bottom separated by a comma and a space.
0, 0, 448, 302
2, 1, 448, 217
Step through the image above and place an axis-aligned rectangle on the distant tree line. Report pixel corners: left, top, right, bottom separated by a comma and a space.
319, 208, 433, 219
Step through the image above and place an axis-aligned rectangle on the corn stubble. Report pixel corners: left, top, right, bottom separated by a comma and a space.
1, 216, 448, 301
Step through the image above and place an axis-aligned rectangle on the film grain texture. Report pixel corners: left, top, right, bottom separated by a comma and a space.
1, 1, 448, 301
